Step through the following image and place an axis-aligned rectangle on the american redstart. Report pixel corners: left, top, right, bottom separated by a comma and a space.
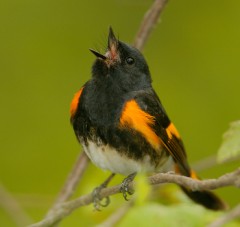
70, 27, 226, 210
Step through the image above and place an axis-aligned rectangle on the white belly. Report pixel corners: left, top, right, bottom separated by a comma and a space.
82, 139, 172, 176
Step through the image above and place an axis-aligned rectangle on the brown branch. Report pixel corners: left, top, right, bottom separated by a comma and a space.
28, 168, 240, 227
208, 204, 240, 227
148, 168, 240, 190
133, 0, 168, 51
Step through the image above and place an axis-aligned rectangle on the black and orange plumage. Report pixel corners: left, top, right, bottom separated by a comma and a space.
70, 27, 226, 210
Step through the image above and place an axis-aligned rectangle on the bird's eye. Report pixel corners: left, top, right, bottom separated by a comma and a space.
126, 57, 135, 65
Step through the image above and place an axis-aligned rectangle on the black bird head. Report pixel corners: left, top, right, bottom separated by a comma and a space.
90, 27, 152, 91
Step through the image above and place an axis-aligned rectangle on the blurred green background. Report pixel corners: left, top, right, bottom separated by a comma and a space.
0, 0, 239, 226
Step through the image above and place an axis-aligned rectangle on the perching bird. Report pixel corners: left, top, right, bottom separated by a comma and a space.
70, 27, 226, 210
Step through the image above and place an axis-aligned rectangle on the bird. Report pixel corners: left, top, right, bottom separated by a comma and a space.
70, 27, 226, 210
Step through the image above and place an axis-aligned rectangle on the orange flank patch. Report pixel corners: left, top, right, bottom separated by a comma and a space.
175, 164, 199, 179
166, 122, 181, 139
70, 87, 83, 117
120, 100, 161, 150
190, 170, 200, 180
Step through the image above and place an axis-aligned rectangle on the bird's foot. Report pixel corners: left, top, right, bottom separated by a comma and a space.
92, 173, 115, 211
120, 172, 137, 201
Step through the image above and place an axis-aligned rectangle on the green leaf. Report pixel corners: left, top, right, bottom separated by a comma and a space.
217, 120, 240, 163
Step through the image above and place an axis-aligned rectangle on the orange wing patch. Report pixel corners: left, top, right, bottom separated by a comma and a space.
120, 100, 161, 150
70, 87, 83, 117
166, 122, 181, 139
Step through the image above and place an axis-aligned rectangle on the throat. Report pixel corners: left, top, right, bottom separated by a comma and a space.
85, 80, 125, 126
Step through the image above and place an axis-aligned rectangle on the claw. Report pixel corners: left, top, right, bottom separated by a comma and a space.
120, 173, 137, 201
92, 186, 110, 211
91, 173, 115, 211
101, 196, 110, 207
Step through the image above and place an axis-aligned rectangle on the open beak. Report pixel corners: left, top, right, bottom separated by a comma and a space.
89, 48, 107, 60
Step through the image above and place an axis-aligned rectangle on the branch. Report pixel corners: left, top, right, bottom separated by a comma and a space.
28, 168, 240, 227
209, 204, 240, 227
133, 0, 168, 51
148, 168, 240, 190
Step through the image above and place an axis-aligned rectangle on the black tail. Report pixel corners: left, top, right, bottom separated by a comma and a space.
173, 158, 227, 210
174, 162, 227, 210
180, 186, 227, 210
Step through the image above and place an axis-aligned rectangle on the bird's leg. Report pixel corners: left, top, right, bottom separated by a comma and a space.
92, 173, 115, 211
120, 172, 137, 201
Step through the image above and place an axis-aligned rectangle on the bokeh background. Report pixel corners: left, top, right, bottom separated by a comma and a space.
0, 0, 239, 226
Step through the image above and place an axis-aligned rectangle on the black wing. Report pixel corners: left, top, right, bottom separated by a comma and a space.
131, 88, 191, 176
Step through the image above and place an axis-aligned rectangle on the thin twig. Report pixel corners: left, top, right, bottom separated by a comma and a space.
0, 183, 33, 227
208, 204, 240, 227
133, 0, 168, 51
28, 168, 240, 227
